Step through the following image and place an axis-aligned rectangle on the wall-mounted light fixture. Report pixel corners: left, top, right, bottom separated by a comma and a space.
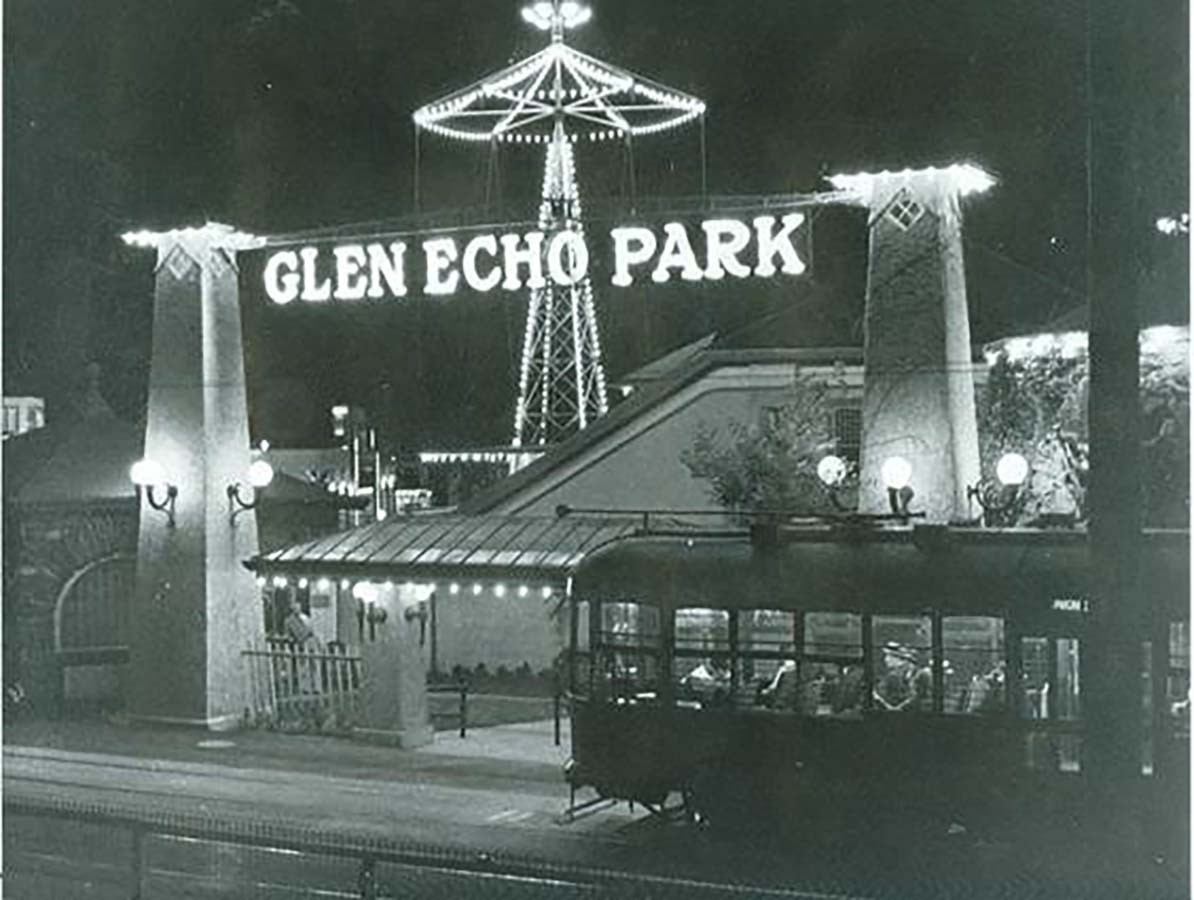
967, 452, 1029, 525
881, 456, 915, 518
227, 460, 274, 521
130, 458, 178, 528
816, 454, 854, 511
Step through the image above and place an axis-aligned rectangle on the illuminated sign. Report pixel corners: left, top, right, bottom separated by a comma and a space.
1050, 596, 1090, 613
260, 214, 808, 304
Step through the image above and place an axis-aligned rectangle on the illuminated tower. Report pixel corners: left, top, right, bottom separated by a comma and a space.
413, 0, 705, 449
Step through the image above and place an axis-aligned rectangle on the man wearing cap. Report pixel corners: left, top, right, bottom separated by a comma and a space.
874, 643, 931, 712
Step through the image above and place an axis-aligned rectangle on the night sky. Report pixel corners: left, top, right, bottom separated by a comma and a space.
4, 0, 1187, 451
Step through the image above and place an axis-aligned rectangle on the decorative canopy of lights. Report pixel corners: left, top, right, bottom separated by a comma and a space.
411, 3, 704, 144
258, 575, 556, 602
827, 164, 996, 206
413, 0, 706, 449
122, 222, 266, 255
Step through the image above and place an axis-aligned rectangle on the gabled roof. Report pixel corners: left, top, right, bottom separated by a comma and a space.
461, 344, 863, 516
4, 416, 141, 505
614, 333, 717, 387
248, 514, 642, 578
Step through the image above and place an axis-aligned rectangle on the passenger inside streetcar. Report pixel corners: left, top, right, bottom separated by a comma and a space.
681, 656, 731, 707
874, 643, 932, 712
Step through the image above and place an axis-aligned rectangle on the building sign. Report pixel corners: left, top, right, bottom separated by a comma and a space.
259, 213, 808, 304
1050, 596, 1090, 613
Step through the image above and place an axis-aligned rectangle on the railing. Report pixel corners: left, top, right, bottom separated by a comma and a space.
427, 680, 470, 738
243, 639, 362, 732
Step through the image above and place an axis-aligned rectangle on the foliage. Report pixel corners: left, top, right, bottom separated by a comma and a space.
680, 376, 837, 514
977, 331, 1188, 527
682, 331, 1189, 528
977, 349, 1089, 524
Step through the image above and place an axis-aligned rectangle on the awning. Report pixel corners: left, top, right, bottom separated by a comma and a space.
248, 514, 642, 580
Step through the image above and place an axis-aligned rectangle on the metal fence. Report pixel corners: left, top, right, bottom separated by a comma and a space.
243, 639, 362, 732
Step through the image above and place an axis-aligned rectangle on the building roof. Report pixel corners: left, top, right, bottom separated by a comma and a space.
3, 415, 344, 509
3, 416, 142, 505
248, 514, 642, 579
461, 344, 863, 515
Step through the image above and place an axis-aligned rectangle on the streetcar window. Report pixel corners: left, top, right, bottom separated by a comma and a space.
793, 661, 864, 717
673, 608, 731, 708
738, 610, 798, 709
740, 609, 796, 655
1020, 637, 1051, 719
596, 602, 661, 702
942, 616, 1006, 714
575, 600, 590, 652
599, 601, 660, 645
804, 612, 862, 658
1021, 636, 1083, 773
1054, 638, 1081, 721
871, 616, 933, 712
1169, 621, 1189, 738
674, 608, 730, 651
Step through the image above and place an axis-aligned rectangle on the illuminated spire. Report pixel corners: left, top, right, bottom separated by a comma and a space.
414, 2, 703, 450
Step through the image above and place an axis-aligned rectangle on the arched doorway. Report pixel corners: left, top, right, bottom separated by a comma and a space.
53, 553, 134, 706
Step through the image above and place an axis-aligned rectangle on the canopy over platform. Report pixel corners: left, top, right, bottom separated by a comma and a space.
249, 514, 641, 580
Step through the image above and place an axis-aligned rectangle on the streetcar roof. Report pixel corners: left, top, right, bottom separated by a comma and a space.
570, 526, 1189, 617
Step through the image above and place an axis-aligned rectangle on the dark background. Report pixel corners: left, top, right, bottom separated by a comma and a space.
4, 0, 1187, 451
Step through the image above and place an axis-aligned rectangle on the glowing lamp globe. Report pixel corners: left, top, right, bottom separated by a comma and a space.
130, 458, 167, 487
352, 582, 379, 603
817, 455, 848, 487
881, 456, 913, 491
995, 452, 1029, 487
247, 459, 275, 489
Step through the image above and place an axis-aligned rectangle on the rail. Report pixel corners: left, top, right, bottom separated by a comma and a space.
5, 793, 857, 900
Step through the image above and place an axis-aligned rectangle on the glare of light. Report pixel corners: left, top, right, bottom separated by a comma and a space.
518, 585, 529, 598
817, 454, 848, 487
829, 164, 996, 202
255, 576, 266, 587
340, 579, 351, 590
316, 578, 331, 592
494, 584, 507, 597
298, 577, 309, 590
541, 586, 553, 599
881, 457, 913, 491
376, 508, 388, 521
129, 458, 167, 487
1141, 324, 1188, 356
258, 439, 270, 453
353, 582, 378, 603
995, 452, 1030, 487
272, 576, 288, 588
472, 583, 483, 596
248, 459, 274, 488
450, 583, 460, 595
1155, 214, 1189, 235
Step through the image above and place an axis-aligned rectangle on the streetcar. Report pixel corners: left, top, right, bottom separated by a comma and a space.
563, 522, 1189, 836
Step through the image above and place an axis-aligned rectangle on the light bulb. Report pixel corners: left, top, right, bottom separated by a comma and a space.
881, 456, 912, 491
817, 455, 848, 487
995, 452, 1029, 487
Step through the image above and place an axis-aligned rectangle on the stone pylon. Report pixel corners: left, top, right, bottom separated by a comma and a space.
123, 223, 267, 729
830, 166, 994, 523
